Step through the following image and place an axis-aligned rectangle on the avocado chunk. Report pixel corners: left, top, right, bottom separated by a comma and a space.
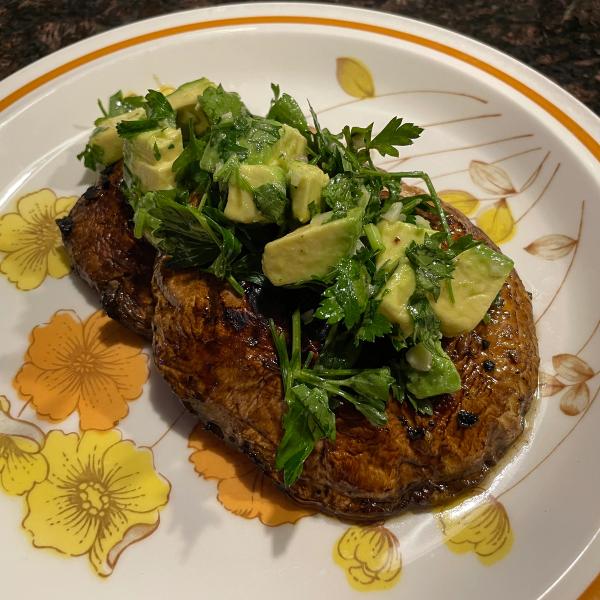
406, 341, 461, 399
123, 127, 183, 191
167, 78, 214, 112
376, 220, 434, 336
267, 124, 308, 166
87, 107, 146, 166
263, 208, 363, 285
225, 164, 286, 224
167, 78, 215, 135
287, 161, 329, 223
432, 245, 514, 336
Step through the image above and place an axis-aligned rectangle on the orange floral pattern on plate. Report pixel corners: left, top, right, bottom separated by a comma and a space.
188, 424, 315, 526
0, 189, 75, 290
14, 310, 149, 430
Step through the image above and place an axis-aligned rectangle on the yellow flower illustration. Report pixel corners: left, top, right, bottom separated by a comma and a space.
14, 310, 149, 430
333, 525, 402, 591
0, 189, 76, 290
437, 489, 513, 565
438, 189, 480, 217
336, 57, 375, 98
23, 429, 170, 577
476, 199, 517, 245
188, 424, 315, 526
0, 395, 47, 495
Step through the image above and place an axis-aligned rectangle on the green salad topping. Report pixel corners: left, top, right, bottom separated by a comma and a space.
79, 80, 514, 485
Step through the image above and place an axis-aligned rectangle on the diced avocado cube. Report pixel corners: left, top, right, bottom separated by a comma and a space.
167, 78, 215, 135
167, 78, 214, 112
123, 127, 183, 191
127, 160, 178, 192
376, 220, 434, 266
128, 127, 183, 164
287, 161, 329, 223
262, 208, 363, 286
226, 186, 268, 224
432, 245, 513, 336
225, 164, 286, 224
88, 107, 146, 166
177, 104, 210, 135
376, 220, 434, 337
240, 163, 286, 189
268, 124, 307, 165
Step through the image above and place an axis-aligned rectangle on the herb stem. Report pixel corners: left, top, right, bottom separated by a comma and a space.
97, 99, 108, 117
311, 368, 361, 377
418, 171, 451, 240
445, 279, 455, 303
363, 223, 384, 253
296, 371, 356, 404
400, 194, 431, 213
226, 274, 244, 296
291, 309, 302, 371
269, 319, 292, 397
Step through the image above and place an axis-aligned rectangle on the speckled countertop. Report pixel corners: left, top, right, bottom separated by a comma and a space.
1, 0, 599, 114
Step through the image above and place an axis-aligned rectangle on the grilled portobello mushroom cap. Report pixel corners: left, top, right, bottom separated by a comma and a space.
151, 206, 538, 520
60, 165, 538, 520
57, 162, 156, 339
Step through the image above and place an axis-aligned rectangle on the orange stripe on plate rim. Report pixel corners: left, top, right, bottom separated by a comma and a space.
0, 15, 598, 162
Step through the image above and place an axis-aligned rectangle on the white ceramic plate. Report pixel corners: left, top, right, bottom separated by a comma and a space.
0, 4, 598, 599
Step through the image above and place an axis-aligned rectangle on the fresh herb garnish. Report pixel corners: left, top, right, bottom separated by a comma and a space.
197, 85, 248, 125
172, 123, 209, 188
116, 90, 177, 138
76, 143, 104, 170
131, 190, 246, 294
79, 78, 501, 485
145, 89, 177, 126
267, 84, 309, 134
97, 90, 144, 121
198, 87, 281, 176
367, 117, 423, 157
270, 310, 394, 485
153, 142, 161, 161
321, 174, 364, 216
315, 257, 370, 329
314, 248, 396, 346
354, 263, 396, 343
253, 183, 288, 226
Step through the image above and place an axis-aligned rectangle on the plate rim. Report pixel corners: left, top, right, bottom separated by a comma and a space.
0, 2, 599, 167
0, 3, 598, 598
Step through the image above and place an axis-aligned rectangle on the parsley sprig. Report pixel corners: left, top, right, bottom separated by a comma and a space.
131, 189, 247, 294
76, 144, 104, 170
97, 90, 144, 121
117, 90, 177, 138
314, 252, 396, 344
270, 310, 394, 485
303, 106, 451, 239
267, 83, 309, 134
